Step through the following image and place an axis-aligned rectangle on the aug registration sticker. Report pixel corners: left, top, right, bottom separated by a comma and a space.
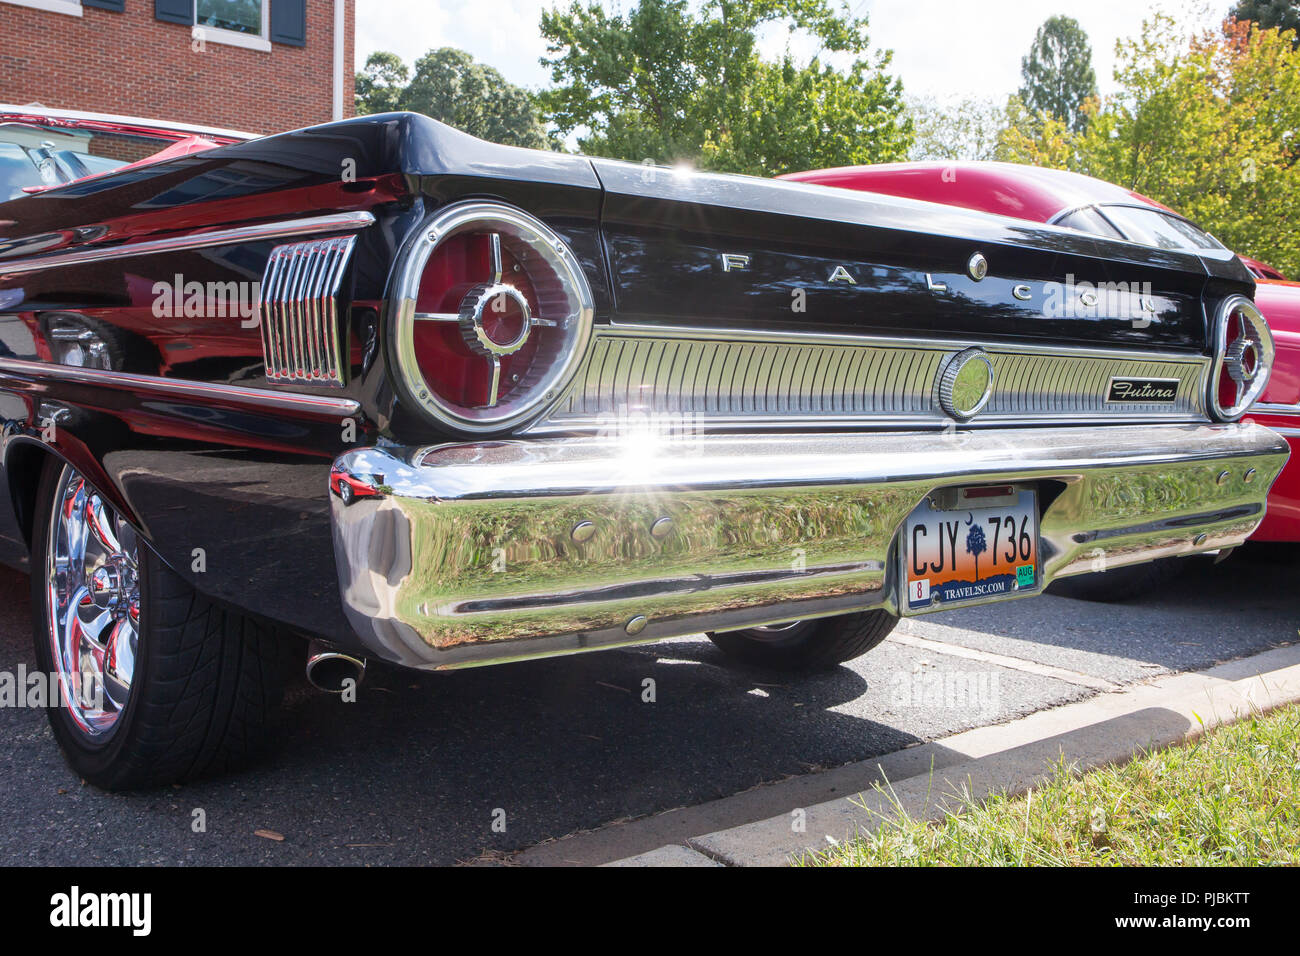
902, 488, 1039, 613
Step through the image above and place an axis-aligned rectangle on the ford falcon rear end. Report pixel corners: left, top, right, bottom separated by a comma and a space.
0, 111, 1287, 787
331, 116, 1285, 670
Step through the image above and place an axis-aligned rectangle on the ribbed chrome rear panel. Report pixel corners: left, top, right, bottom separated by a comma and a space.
258, 235, 356, 385
536, 326, 1210, 429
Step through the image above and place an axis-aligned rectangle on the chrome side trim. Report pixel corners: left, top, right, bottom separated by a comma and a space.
0, 101, 258, 141
534, 325, 1211, 431
0, 212, 376, 277
1251, 401, 1300, 419
603, 319, 1209, 362
0, 357, 361, 417
330, 423, 1288, 670
259, 235, 357, 386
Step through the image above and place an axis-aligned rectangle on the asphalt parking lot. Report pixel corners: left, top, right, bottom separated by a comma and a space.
1, 547, 1296, 865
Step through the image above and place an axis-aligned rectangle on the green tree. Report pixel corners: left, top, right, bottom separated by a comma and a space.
355, 51, 409, 115
1018, 15, 1098, 132
537, 0, 911, 175
1007, 14, 1300, 277
995, 94, 1079, 167
1231, 0, 1300, 47
1082, 15, 1300, 274
907, 96, 1006, 162
355, 48, 549, 150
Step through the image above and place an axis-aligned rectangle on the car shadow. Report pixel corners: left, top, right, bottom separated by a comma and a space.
0, 565, 930, 865
913, 545, 1300, 676
0, 542, 1291, 866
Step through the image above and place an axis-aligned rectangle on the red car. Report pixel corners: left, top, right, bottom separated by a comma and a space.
329, 468, 385, 506
1242, 276, 1300, 540
784, 161, 1300, 593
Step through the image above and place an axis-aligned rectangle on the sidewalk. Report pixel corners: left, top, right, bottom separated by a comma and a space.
513, 642, 1300, 866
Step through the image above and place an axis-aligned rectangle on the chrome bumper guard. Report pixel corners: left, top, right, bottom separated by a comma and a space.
330, 424, 1288, 670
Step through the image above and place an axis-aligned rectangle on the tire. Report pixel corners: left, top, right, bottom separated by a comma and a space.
707, 609, 898, 672
31, 458, 287, 790
1046, 557, 1185, 603
339, 481, 354, 505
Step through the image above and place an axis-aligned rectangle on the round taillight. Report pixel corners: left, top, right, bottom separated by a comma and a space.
1209, 295, 1273, 422
388, 201, 594, 433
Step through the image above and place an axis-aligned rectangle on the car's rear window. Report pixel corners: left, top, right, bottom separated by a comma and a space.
1095, 205, 1225, 252
0, 122, 173, 199
1055, 206, 1125, 240
0, 142, 49, 200
1249, 261, 1287, 280
1055, 203, 1225, 253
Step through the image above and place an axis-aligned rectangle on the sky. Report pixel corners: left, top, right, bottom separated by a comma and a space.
355, 0, 1231, 105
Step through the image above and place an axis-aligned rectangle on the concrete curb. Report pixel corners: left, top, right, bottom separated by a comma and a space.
601, 643, 1300, 867
604, 844, 722, 867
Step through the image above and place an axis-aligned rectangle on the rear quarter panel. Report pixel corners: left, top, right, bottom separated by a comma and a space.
1246, 279, 1300, 540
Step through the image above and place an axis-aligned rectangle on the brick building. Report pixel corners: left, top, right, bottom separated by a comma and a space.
0, 0, 355, 134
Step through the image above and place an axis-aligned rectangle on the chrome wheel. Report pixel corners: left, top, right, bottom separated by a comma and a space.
45, 467, 140, 738
733, 620, 814, 642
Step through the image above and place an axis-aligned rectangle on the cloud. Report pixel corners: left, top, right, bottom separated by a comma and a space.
355, 0, 1227, 103
854, 0, 1224, 104
356, 0, 554, 89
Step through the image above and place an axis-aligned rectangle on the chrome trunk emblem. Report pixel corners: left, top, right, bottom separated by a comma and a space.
1106, 377, 1180, 403
937, 347, 995, 421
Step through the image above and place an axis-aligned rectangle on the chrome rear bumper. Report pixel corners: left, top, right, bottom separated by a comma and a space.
330, 424, 1288, 670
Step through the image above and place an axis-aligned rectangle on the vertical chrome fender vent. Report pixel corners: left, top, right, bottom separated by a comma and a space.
258, 235, 357, 385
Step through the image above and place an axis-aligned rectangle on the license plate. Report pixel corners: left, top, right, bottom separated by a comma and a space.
900, 487, 1039, 613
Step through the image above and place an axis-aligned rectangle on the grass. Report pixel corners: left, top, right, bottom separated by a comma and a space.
801, 704, 1300, 866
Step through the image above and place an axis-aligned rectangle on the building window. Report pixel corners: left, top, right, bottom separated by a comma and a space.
154, 0, 304, 50
196, 0, 263, 37
0, 0, 84, 17
192, 0, 270, 51
0, 0, 125, 14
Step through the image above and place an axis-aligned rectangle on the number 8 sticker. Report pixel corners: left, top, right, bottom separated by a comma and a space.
914, 579, 930, 603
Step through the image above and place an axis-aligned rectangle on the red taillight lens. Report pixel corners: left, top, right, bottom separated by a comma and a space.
412, 233, 541, 409
1217, 312, 1241, 412
388, 202, 595, 434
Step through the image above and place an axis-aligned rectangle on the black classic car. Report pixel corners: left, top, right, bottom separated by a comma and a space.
0, 107, 1287, 788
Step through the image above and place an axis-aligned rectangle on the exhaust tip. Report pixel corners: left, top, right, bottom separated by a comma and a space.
306, 642, 366, 693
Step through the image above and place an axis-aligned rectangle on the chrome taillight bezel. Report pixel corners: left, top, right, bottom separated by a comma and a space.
1208, 295, 1273, 422
387, 201, 595, 434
